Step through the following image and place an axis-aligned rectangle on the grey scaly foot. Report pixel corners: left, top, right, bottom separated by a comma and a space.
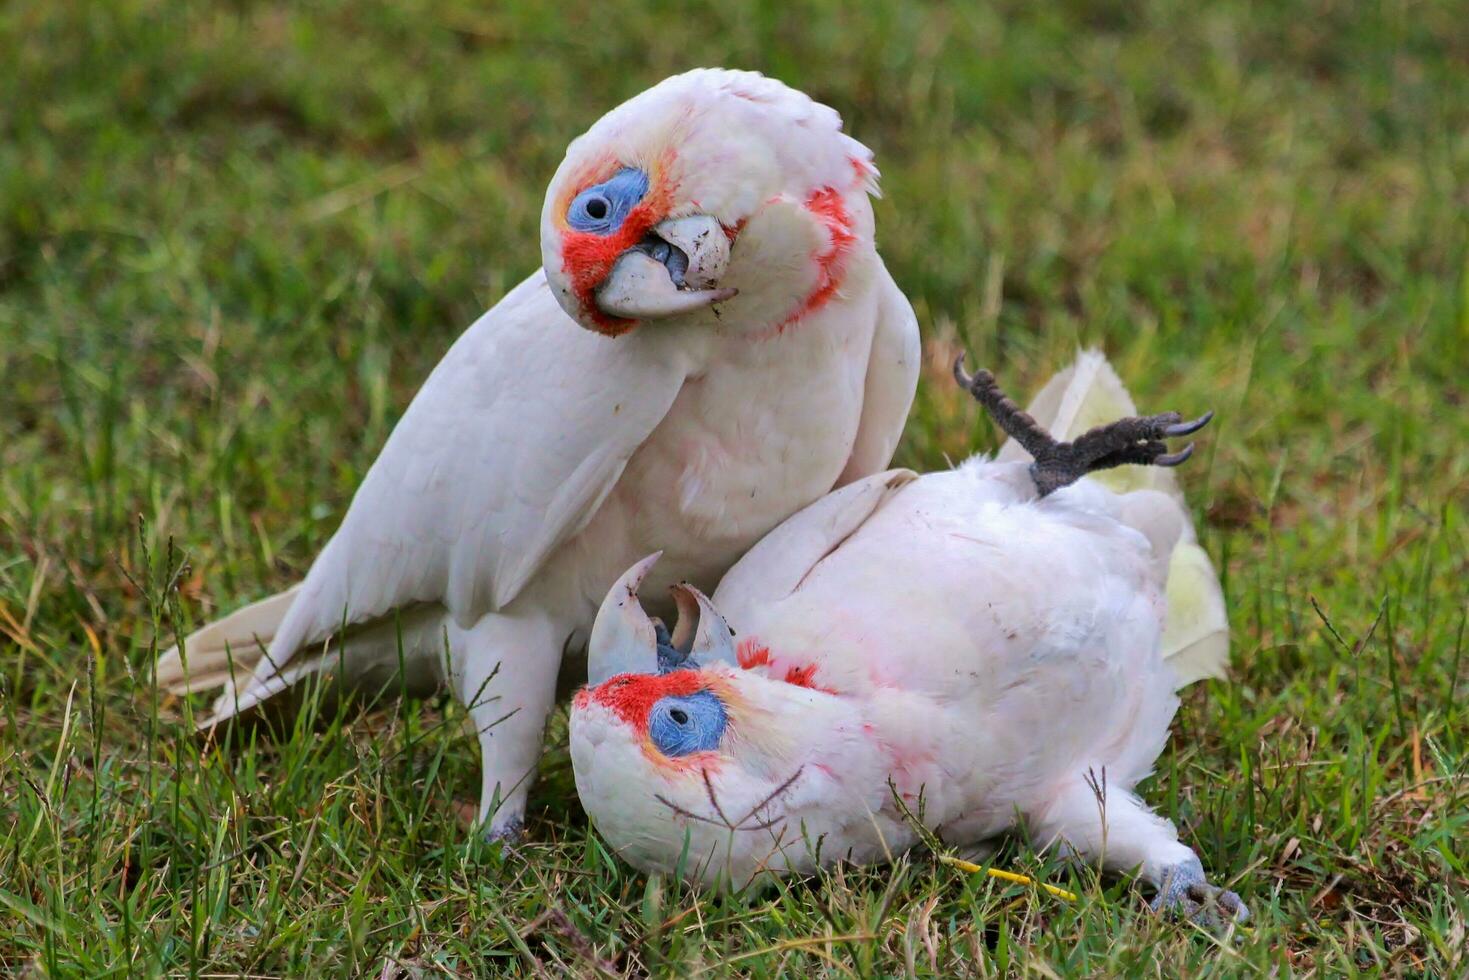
953, 356, 1212, 497
483, 815, 525, 851
1150, 857, 1250, 930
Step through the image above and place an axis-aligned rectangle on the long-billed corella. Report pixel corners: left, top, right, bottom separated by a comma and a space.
571, 352, 1246, 926
156, 69, 919, 839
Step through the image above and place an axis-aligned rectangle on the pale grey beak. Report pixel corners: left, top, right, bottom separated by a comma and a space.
668, 582, 738, 668
588, 552, 662, 685
587, 554, 741, 684
595, 215, 736, 320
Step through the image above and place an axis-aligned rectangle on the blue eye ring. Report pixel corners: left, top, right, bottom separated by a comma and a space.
567, 167, 650, 234
648, 689, 727, 757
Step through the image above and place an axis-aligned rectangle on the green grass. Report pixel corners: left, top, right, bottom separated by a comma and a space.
3, 0, 1467, 974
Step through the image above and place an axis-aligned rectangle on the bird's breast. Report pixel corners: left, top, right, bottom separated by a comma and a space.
567, 291, 878, 601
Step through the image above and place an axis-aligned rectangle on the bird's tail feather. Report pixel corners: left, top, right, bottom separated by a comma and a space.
199, 603, 451, 728
1000, 350, 1229, 687
157, 588, 450, 729
154, 587, 300, 696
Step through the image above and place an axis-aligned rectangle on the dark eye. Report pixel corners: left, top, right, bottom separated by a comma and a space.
565, 167, 650, 234
648, 690, 726, 757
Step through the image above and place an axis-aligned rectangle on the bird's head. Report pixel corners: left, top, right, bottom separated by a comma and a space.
570, 554, 866, 888
541, 68, 881, 336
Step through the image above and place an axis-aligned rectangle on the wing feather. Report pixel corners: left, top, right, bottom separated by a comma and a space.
836, 262, 919, 485
254, 271, 689, 681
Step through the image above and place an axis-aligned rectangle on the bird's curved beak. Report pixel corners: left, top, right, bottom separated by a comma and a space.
588, 553, 662, 684
588, 553, 740, 684
595, 215, 737, 320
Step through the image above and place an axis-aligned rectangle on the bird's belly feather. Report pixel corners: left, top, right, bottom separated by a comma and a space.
727, 469, 1181, 834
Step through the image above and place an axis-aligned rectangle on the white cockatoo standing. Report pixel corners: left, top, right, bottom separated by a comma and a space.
155, 69, 919, 838
570, 352, 1247, 925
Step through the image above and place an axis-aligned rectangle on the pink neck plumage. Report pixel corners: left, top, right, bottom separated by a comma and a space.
759, 155, 873, 340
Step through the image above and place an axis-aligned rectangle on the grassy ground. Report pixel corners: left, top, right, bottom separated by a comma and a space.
3, 0, 1466, 974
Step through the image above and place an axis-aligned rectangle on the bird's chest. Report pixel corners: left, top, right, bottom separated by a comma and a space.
589, 310, 873, 592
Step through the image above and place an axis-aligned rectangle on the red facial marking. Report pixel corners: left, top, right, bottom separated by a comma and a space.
587, 670, 707, 733
775, 185, 857, 331
556, 150, 678, 336
584, 671, 726, 774
782, 663, 825, 690
736, 638, 770, 670
736, 636, 833, 693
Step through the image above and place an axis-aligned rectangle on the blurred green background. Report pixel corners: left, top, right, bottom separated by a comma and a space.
2, 0, 1466, 975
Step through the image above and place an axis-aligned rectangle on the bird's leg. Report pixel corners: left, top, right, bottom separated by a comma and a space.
1029, 773, 1249, 929
953, 357, 1212, 497
451, 611, 565, 842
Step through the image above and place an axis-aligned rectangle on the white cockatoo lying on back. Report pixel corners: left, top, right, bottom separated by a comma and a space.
570, 352, 1247, 925
155, 69, 919, 838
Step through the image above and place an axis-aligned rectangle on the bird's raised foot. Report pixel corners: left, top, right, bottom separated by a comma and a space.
953, 356, 1212, 497
1150, 859, 1250, 931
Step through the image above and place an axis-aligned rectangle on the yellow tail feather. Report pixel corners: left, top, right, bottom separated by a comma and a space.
1001, 350, 1230, 686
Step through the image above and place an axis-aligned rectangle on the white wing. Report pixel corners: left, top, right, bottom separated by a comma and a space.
837, 262, 920, 485
712, 468, 916, 626
259, 271, 691, 675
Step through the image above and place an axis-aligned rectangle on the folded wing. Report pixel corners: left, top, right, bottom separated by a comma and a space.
160, 271, 691, 711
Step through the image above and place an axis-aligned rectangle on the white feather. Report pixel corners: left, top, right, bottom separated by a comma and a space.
1001, 349, 1229, 684
712, 468, 916, 623
154, 586, 299, 695
837, 263, 922, 486
200, 272, 690, 715
158, 69, 921, 838
573, 352, 1234, 892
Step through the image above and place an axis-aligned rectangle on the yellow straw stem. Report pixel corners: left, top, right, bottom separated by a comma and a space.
939, 855, 1078, 902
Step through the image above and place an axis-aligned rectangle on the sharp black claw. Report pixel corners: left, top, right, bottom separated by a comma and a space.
956, 359, 1212, 496
953, 353, 975, 390
1154, 443, 1196, 467
1164, 410, 1214, 438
